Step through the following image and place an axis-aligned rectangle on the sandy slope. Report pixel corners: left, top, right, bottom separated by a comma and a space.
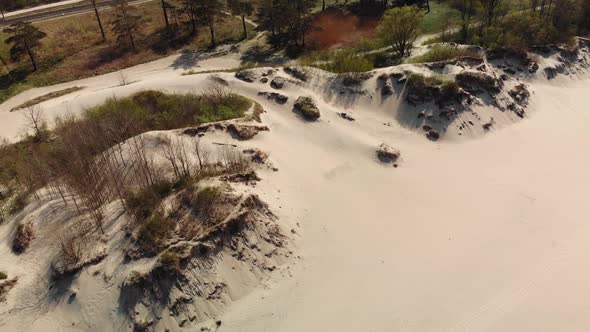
1, 45, 590, 331
217, 75, 590, 332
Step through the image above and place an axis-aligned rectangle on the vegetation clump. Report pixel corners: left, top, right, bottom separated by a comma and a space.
294, 96, 321, 121
410, 45, 481, 64
376, 143, 400, 164
10, 86, 84, 112
0, 277, 18, 303
284, 66, 308, 81
12, 222, 34, 253
235, 69, 260, 82
455, 71, 502, 94
405, 73, 464, 107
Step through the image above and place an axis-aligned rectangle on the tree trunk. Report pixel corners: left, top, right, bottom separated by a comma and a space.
190, 12, 197, 35
322, 0, 325, 11
129, 31, 136, 52
209, 16, 216, 47
92, 0, 106, 42
161, 0, 169, 27
25, 42, 37, 72
124, 12, 136, 52
242, 15, 247, 39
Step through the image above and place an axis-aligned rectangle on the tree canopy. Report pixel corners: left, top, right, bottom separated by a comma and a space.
377, 6, 422, 57
3, 22, 47, 71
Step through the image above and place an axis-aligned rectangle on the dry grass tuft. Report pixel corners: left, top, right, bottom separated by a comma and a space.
10, 86, 84, 112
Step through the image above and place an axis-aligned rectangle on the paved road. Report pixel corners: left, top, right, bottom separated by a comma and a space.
0, 0, 153, 27
2, 0, 84, 18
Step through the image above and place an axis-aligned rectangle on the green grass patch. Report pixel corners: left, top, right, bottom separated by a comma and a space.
88, 89, 252, 131
299, 48, 374, 73
419, 1, 461, 34
409, 45, 481, 63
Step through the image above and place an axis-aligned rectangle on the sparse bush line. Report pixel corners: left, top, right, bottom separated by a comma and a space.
10, 86, 84, 112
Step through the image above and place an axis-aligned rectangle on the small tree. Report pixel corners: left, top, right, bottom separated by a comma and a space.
197, 0, 225, 48
479, 0, 504, 27
440, 10, 453, 43
22, 105, 46, 137
3, 22, 47, 72
377, 6, 422, 57
228, 0, 254, 40
183, 0, 198, 35
111, 0, 140, 52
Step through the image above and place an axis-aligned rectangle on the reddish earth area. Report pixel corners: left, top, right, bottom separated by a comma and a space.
306, 9, 380, 50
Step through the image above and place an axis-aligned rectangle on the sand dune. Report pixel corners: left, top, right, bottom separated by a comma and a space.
0, 40, 589, 331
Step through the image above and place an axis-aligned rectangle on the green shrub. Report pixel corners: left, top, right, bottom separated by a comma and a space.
300, 48, 374, 74
406, 73, 444, 89
322, 50, 374, 73
88, 91, 252, 134
157, 251, 182, 272
440, 81, 463, 102
191, 186, 222, 217
138, 215, 175, 250
410, 45, 479, 63
194, 94, 251, 124
124, 179, 174, 222
0, 272, 7, 280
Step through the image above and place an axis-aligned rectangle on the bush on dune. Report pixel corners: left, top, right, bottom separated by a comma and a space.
410, 45, 481, 63
299, 48, 374, 73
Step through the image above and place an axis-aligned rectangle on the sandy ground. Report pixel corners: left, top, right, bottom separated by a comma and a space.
218, 75, 590, 332
1, 46, 590, 331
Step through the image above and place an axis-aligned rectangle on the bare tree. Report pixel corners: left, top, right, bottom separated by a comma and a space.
118, 70, 130, 86
162, 136, 192, 180
22, 105, 46, 137
218, 145, 249, 173
193, 138, 211, 175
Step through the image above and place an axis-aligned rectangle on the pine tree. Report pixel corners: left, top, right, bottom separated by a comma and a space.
3, 22, 47, 72
111, 0, 140, 52
228, 0, 254, 39
197, 0, 225, 48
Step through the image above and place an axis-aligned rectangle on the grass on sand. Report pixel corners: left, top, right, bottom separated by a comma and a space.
10, 86, 84, 111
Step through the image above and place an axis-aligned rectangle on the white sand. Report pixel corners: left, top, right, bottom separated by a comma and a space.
219, 75, 590, 332
1, 48, 590, 331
